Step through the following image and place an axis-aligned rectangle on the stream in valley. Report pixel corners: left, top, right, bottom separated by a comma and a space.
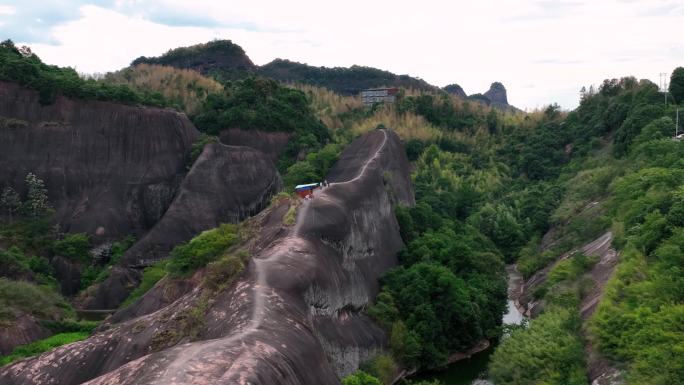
408, 266, 525, 385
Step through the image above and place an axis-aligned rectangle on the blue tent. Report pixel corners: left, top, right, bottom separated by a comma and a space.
294, 183, 320, 191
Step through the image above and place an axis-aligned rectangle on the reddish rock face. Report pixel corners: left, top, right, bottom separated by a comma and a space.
0, 312, 50, 355
0, 81, 199, 242
0, 130, 414, 385
484, 82, 508, 106
78, 142, 282, 310
0, 82, 283, 313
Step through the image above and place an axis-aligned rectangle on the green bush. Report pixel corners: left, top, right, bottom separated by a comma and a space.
369, 263, 494, 369
189, 133, 218, 164
80, 236, 135, 290
362, 353, 397, 385
404, 139, 426, 161
192, 77, 328, 137
341, 371, 382, 385
282, 143, 342, 189
52, 233, 90, 263
0, 217, 54, 256
202, 252, 248, 292
0, 278, 72, 323
551, 165, 621, 224
0, 332, 89, 365
120, 260, 168, 308
468, 203, 526, 262
669, 67, 684, 103
39, 319, 99, 334
489, 308, 586, 385
0, 246, 31, 278
0, 40, 167, 106
166, 224, 240, 276
546, 253, 598, 288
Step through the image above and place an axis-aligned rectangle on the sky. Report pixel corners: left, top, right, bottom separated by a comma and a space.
0, 0, 682, 110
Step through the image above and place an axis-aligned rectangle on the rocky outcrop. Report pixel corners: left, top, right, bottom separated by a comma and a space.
0, 81, 199, 242
51, 256, 83, 296
219, 128, 293, 163
513, 232, 617, 318
0, 129, 414, 385
121, 143, 281, 267
484, 82, 508, 107
0, 312, 50, 355
467, 82, 521, 112
511, 231, 623, 385
80, 143, 282, 310
443, 83, 467, 98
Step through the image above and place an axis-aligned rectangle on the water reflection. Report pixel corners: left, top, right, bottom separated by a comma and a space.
502, 300, 524, 325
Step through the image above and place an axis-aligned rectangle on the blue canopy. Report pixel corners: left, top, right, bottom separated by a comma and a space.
294, 183, 319, 191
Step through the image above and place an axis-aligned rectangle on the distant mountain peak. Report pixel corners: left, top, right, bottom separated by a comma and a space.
443, 83, 466, 98
131, 39, 256, 78
484, 82, 508, 106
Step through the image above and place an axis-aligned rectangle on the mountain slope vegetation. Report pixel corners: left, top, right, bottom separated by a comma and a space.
102, 64, 223, 114
488, 75, 684, 385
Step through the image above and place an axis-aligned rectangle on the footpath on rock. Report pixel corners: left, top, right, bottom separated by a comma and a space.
0, 129, 414, 385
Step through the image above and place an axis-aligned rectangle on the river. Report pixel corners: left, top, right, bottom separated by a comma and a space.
408, 266, 525, 385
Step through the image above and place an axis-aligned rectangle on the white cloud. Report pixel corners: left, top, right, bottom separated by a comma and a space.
0, 5, 15, 15
13, 0, 684, 110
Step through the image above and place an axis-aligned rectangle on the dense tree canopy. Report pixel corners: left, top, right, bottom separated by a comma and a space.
669, 67, 684, 103
0, 40, 167, 106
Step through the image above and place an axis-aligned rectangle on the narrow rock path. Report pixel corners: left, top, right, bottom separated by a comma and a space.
153, 130, 389, 384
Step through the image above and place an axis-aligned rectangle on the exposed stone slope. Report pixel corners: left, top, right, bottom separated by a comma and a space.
0, 313, 50, 355
483, 82, 508, 107
511, 231, 622, 385
80, 143, 282, 310
0, 81, 199, 241
0, 129, 414, 385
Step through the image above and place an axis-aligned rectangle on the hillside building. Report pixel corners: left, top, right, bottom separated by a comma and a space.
361, 88, 399, 105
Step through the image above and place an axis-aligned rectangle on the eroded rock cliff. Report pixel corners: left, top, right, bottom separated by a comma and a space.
0, 82, 283, 313
0, 129, 414, 385
0, 81, 199, 241
80, 143, 282, 310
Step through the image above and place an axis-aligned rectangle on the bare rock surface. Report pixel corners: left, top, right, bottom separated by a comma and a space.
51, 256, 83, 296
483, 82, 508, 107
0, 313, 50, 355
121, 143, 281, 267
0, 129, 414, 385
512, 231, 623, 385
0, 81, 199, 241
80, 143, 282, 310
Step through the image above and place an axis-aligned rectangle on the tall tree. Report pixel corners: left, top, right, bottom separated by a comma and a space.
0, 187, 21, 222
670, 67, 684, 103
23, 173, 50, 217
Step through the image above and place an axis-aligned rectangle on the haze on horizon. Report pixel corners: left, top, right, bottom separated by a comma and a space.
0, 0, 682, 110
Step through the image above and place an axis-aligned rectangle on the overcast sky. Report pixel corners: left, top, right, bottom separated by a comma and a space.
0, 0, 682, 110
